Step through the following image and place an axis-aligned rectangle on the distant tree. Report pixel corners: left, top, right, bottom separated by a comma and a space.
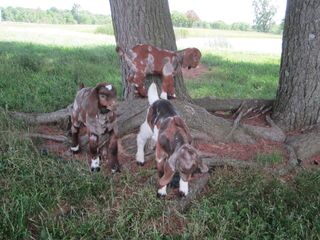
231, 22, 251, 31
210, 20, 230, 30
171, 11, 189, 27
71, 3, 81, 23
252, 0, 276, 32
186, 10, 200, 27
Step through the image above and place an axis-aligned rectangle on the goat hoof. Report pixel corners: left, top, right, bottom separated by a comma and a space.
136, 162, 145, 167
178, 191, 187, 198
157, 193, 166, 199
71, 149, 80, 154
91, 167, 101, 172
111, 167, 121, 174
167, 94, 176, 100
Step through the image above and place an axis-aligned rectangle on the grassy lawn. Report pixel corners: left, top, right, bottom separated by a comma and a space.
1, 23, 319, 239
187, 51, 280, 99
0, 42, 279, 112
1, 112, 319, 239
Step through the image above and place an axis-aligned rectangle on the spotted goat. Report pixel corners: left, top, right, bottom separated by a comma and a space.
116, 44, 201, 99
70, 83, 120, 173
136, 83, 208, 197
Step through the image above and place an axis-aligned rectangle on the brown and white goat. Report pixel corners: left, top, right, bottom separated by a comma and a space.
70, 82, 120, 173
116, 44, 201, 99
136, 83, 208, 197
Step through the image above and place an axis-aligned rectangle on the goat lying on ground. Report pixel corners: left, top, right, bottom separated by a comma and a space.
116, 44, 201, 99
70, 83, 120, 173
136, 83, 208, 197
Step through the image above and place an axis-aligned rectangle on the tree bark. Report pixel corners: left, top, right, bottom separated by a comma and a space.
272, 0, 320, 130
109, 0, 190, 101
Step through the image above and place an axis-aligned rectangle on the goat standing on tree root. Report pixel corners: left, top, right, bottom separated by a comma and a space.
136, 83, 208, 197
116, 44, 201, 99
70, 83, 120, 173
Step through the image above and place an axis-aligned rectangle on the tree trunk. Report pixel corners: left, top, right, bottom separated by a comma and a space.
109, 0, 190, 101
272, 0, 320, 130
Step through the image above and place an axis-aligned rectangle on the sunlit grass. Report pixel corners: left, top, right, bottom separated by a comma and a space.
174, 27, 282, 39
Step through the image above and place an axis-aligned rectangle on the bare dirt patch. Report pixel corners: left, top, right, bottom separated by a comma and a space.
182, 64, 209, 80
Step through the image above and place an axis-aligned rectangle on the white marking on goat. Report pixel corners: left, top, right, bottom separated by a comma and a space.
105, 85, 112, 90
90, 135, 98, 142
136, 120, 153, 164
179, 178, 189, 196
157, 185, 167, 196
91, 156, 100, 169
148, 46, 152, 52
73, 101, 79, 111
152, 126, 159, 142
160, 91, 168, 100
163, 63, 174, 76
145, 54, 155, 73
70, 145, 79, 152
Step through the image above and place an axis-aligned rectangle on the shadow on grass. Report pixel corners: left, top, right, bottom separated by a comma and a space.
0, 41, 121, 113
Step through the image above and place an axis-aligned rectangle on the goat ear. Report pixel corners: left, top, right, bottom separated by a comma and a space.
159, 162, 175, 187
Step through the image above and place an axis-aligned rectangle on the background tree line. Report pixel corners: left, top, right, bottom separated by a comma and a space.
0, 5, 111, 25
1, 5, 283, 34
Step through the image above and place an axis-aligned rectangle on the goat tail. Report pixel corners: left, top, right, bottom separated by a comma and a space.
148, 83, 159, 105
78, 82, 85, 90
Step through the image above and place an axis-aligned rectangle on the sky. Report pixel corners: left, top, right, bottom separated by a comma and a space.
0, 0, 287, 24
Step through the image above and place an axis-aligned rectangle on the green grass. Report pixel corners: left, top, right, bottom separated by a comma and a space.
185, 168, 320, 239
187, 51, 280, 99
0, 42, 121, 112
0, 42, 280, 113
1, 113, 319, 239
1, 22, 319, 239
256, 152, 284, 166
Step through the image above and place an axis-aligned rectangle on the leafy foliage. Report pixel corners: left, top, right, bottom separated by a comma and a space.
0, 6, 110, 24
252, 0, 277, 32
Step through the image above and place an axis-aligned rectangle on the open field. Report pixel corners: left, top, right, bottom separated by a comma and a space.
0, 22, 319, 239
1, 22, 282, 53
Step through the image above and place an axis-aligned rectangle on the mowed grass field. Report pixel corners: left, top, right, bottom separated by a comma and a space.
1, 23, 319, 239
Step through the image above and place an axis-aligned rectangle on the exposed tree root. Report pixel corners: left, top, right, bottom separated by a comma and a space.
9, 105, 72, 124
286, 126, 320, 161
193, 97, 274, 112
25, 133, 70, 143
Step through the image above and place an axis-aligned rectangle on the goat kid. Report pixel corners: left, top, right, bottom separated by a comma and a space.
116, 44, 201, 99
136, 83, 208, 197
70, 83, 120, 173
